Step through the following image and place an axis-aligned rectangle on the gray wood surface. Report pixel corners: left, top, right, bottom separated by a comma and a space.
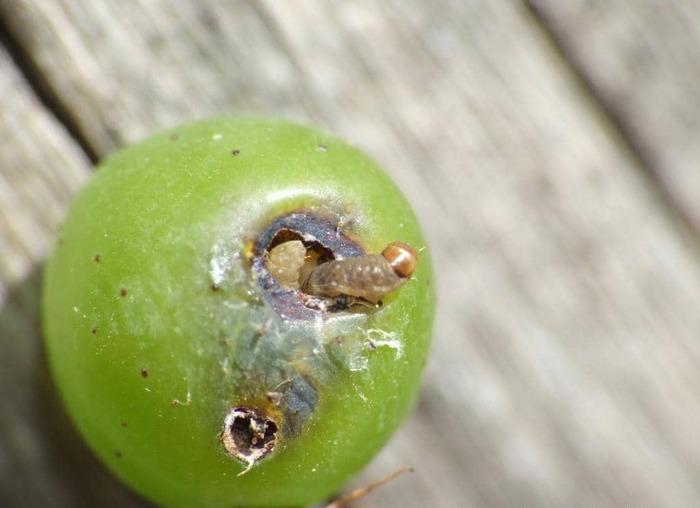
2, 1, 700, 507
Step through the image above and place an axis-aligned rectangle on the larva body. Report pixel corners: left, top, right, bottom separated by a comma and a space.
265, 240, 306, 289
303, 242, 418, 304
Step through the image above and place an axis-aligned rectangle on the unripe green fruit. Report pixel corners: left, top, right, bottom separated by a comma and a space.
43, 117, 434, 507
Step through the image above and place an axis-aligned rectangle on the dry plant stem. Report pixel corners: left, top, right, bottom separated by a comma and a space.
325, 467, 414, 508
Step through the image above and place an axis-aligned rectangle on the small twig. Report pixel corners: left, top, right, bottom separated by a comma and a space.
325, 467, 414, 508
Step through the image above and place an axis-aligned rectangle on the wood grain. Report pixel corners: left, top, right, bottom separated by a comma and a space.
528, 0, 700, 234
2, 1, 700, 506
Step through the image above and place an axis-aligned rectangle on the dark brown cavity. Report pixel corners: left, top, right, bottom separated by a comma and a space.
222, 407, 278, 474
253, 211, 365, 319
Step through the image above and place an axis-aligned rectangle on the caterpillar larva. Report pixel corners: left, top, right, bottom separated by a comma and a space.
302, 242, 418, 304
266, 240, 418, 305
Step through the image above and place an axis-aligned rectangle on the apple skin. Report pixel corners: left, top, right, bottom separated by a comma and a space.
42, 117, 434, 507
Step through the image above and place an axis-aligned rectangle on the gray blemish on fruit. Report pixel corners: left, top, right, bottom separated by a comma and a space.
209, 243, 241, 291
362, 328, 403, 360
348, 353, 369, 372
270, 374, 319, 437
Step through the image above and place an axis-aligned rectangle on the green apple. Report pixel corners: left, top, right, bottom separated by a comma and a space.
43, 117, 434, 507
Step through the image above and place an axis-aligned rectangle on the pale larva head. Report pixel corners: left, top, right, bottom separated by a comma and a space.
381, 242, 419, 279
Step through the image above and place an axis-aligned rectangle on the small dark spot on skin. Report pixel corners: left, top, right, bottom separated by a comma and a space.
121, 422, 127, 427
317, 144, 328, 152
140, 368, 148, 378
93, 254, 100, 263
115, 451, 122, 458
91, 327, 97, 335
232, 149, 241, 156
120, 288, 128, 297
211, 283, 220, 292
169, 133, 179, 141
336, 336, 345, 346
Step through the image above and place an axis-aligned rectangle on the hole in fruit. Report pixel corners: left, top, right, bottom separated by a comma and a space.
222, 407, 278, 474
254, 211, 419, 315
253, 211, 364, 319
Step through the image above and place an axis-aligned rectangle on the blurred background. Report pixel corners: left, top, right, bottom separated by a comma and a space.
2, 1, 700, 506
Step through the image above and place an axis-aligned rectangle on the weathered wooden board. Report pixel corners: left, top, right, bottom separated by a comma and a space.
529, 0, 700, 234
2, 1, 700, 507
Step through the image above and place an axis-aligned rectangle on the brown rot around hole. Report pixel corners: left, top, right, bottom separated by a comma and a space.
222, 407, 278, 475
253, 211, 419, 316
